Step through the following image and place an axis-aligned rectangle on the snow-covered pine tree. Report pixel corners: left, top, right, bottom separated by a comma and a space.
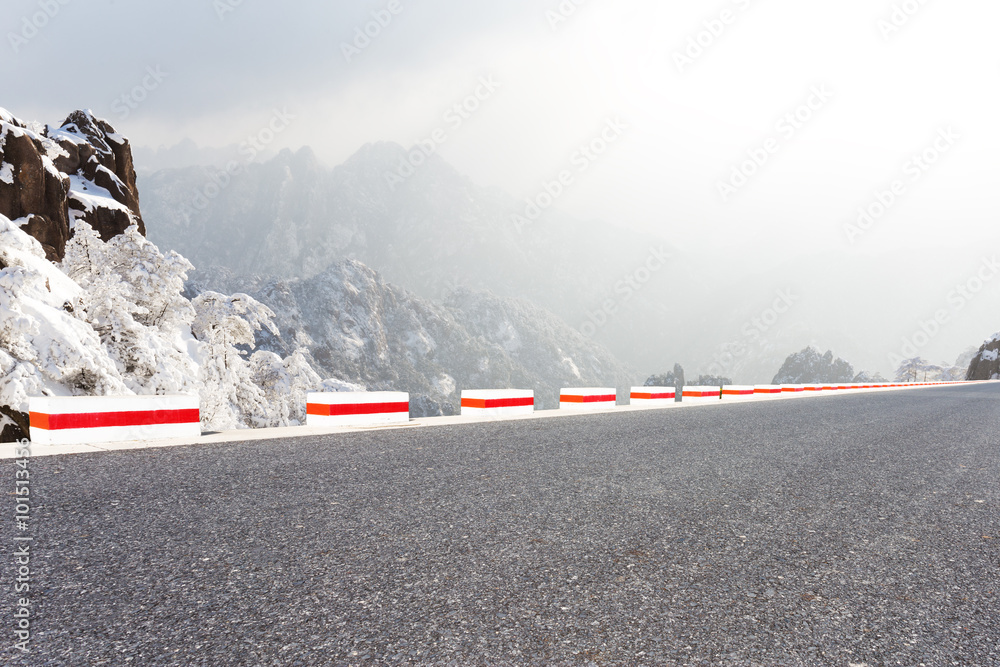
191, 291, 277, 430
103, 224, 195, 331
60, 220, 106, 288
1, 214, 130, 440
62, 222, 200, 395
250, 348, 322, 426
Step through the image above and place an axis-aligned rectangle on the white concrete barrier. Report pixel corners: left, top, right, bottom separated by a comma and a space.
29, 395, 200, 446
682, 386, 722, 403
306, 391, 409, 427
721, 385, 755, 400
629, 387, 676, 407
559, 388, 616, 411
461, 390, 534, 418
754, 385, 783, 397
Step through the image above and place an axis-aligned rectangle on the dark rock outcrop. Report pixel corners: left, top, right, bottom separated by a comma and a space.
0, 108, 144, 262
0, 406, 29, 444
0, 114, 72, 261
966, 336, 1000, 380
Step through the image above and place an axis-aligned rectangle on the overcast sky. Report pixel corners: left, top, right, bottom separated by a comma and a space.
4, 0, 1000, 371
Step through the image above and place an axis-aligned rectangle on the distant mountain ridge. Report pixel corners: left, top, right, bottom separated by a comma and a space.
138, 141, 994, 383
139, 142, 686, 373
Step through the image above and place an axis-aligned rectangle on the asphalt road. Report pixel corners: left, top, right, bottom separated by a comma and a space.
4, 385, 999, 666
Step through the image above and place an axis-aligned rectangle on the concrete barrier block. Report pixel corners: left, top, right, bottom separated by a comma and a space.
560, 388, 616, 411
682, 386, 722, 403
306, 392, 410, 427
629, 387, 676, 407
721, 385, 755, 399
461, 390, 534, 417
29, 395, 200, 446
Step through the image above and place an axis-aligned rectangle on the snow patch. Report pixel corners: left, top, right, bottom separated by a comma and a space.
561, 354, 582, 379
433, 373, 456, 396
981, 349, 999, 362
0, 163, 13, 185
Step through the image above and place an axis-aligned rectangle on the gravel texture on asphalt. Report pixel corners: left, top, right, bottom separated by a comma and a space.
3, 385, 999, 666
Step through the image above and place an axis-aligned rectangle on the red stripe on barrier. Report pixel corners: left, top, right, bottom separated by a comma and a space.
722, 390, 754, 396
31, 409, 200, 431
307, 402, 409, 417
631, 392, 674, 400
684, 391, 720, 398
561, 394, 616, 404
461, 397, 534, 409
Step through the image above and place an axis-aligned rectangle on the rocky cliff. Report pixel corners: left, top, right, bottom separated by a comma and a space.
0, 108, 144, 262
966, 334, 1000, 380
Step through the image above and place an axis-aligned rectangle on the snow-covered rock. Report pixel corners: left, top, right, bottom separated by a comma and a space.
965, 333, 1000, 380
0, 107, 144, 262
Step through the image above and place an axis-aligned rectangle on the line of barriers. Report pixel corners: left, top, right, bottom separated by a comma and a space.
24, 380, 984, 446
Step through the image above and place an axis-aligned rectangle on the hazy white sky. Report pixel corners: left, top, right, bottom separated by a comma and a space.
4, 0, 999, 370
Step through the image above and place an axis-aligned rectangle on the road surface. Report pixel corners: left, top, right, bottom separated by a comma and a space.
4, 385, 999, 665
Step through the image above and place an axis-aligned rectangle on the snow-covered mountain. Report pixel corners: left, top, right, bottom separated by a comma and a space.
188, 262, 635, 414
139, 144, 687, 374
138, 143, 942, 383
1, 108, 637, 440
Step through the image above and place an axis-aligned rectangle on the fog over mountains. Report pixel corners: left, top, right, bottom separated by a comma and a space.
139, 141, 957, 384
